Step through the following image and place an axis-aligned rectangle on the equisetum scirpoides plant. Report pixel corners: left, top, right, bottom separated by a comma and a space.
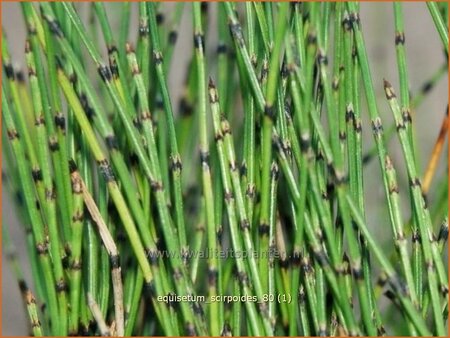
2, 1, 448, 336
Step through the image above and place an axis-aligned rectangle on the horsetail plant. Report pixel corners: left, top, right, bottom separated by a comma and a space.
2, 1, 448, 336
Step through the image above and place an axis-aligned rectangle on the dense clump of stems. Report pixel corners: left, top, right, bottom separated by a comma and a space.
2, 2, 448, 336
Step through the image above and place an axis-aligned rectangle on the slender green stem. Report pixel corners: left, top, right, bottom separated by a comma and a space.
3, 90, 60, 336
209, 81, 266, 336
23, 11, 69, 331
384, 80, 446, 335
427, 2, 448, 54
